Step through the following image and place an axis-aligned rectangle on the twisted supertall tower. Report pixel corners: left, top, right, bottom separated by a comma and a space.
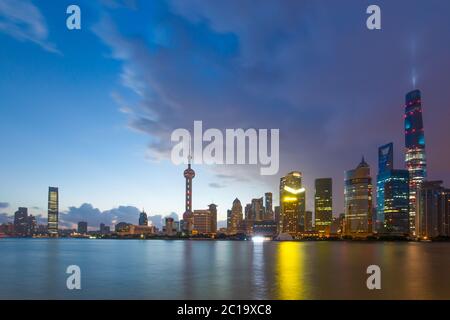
404, 89, 427, 236
182, 150, 195, 234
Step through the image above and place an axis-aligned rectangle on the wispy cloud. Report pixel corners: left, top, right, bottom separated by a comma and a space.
208, 182, 226, 189
0, 0, 59, 53
0, 202, 9, 209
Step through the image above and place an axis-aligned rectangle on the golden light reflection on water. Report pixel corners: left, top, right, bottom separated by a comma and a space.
276, 242, 306, 300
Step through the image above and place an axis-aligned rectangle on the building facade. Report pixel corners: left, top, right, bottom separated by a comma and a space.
314, 178, 333, 236
14, 207, 28, 236
193, 209, 212, 234
377, 143, 410, 235
344, 158, 373, 236
47, 187, 59, 236
416, 181, 450, 239
228, 198, 243, 235
279, 171, 305, 236
77, 221, 88, 234
208, 204, 218, 234
139, 210, 148, 226
404, 89, 427, 235
264, 192, 273, 220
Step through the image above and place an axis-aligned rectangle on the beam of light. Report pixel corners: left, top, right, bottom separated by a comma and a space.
252, 236, 268, 243
283, 186, 305, 194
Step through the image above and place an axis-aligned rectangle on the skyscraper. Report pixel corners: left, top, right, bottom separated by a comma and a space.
404, 89, 427, 235
78, 221, 88, 234
344, 158, 373, 236
47, 187, 59, 237
208, 203, 218, 233
164, 217, 176, 236
279, 171, 305, 236
182, 157, 195, 235
377, 143, 410, 235
264, 192, 273, 220
416, 181, 450, 239
193, 209, 212, 234
228, 198, 243, 235
14, 207, 28, 236
314, 178, 333, 236
139, 209, 148, 226
305, 211, 313, 232
250, 198, 264, 222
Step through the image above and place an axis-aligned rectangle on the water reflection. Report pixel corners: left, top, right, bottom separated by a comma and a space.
1, 239, 450, 299
276, 242, 307, 300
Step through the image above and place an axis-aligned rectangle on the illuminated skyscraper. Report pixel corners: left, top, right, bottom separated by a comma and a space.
377, 143, 409, 235
279, 171, 305, 236
314, 178, 333, 236
47, 187, 59, 236
182, 157, 195, 234
404, 89, 427, 235
228, 198, 243, 235
416, 181, 450, 239
344, 158, 373, 236
193, 209, 212, 234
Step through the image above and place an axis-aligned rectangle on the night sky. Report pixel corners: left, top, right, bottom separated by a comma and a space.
1, 0, 449, 228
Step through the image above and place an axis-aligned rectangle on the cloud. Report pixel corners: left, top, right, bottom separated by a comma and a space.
59, 203, 179, 229
0, 0, 59, 53
209, 182, 225, 189
0, 213, 12, 224
0, 202, 9, 209
93, 0, 450, 212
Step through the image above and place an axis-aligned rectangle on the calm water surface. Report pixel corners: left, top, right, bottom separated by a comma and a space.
1, 239, 450, 299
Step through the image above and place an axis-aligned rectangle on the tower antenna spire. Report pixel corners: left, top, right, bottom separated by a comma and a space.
188, 135, 192, 166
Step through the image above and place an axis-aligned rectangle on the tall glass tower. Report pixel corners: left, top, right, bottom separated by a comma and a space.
314, 178, 333, 236
47, 187, 59, 236
377, 143, 410, 235
404, 89, 427, 235
279, 171, 305, 236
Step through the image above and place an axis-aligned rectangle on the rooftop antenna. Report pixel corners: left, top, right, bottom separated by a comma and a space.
188, 135, 192, 167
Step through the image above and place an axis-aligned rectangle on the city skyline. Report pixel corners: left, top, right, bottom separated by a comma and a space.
1, 0, 450, 226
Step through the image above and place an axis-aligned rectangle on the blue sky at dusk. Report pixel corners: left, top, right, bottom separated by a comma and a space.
1, 0, 450, 228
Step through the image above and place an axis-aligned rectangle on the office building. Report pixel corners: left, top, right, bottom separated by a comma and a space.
164, 217, 177, 236
228, 198, 243, 235
139, 209, 148, 226
77, 221, 88, 234
14, 207, 28, 236
47, 187, 59, 236
193, 209, 212, 234
344, 158, 373, 236
279, 171, 306, 236
264, 192, 273, 220
377, 143, 410, 235
314, 178, 333, 235
416, 181, 450, 239
208, 203, 218, 233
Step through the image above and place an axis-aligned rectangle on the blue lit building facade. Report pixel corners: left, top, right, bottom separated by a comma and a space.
404, 90, 427, 235
377, 143, 410, 235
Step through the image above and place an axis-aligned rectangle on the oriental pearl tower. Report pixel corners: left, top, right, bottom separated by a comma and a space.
182, 149, 195, 234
